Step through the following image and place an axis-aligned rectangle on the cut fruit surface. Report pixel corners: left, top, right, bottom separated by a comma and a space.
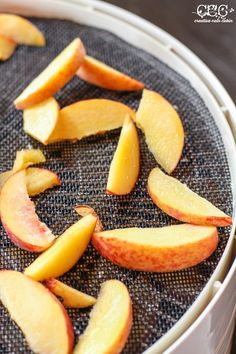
23, 97, 60, 144
12, 149, 46, 173
45, 278, 96, 308
148, 167, 232, 226
0, 170, 13, 190
47, 99, 135, 143
0, 34, 16, 61
26, 167, 61, 196
0, 170, 55, 252
77, 55, 144, 91
135, 89, 184, 173
75, 205, 104, 232
0, 270, 74, 354
0, 14, 45, 46
92, 224, 218, 272
73, 279, 132, 354
24, 214, 97, 281
106, 115, 139, 195
14, 38, 85, 109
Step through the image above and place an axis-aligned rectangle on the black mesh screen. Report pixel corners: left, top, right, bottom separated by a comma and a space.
0, 18, 233, 354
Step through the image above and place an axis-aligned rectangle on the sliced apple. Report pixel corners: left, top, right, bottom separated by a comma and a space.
92, 224, 218, 272
0, 270, 74, 353
135, 89, 184, 173
77, 55, 144, 91
14, 38, 86, 109
73, 279, 132, 354
0, 170, 12, 190
24, 214, 97, 281
148, 167, 232, 226
45, 278, 96, 308
0, 14, 45, 46
47, 99, 136, 143
23, 97, 60, 144
26, 167, 61, 196
75, 205, 104, 232
0, 170, 55, 252
12, 148, 46, 173
106, 115, 139, 195
0, 33, 16, 61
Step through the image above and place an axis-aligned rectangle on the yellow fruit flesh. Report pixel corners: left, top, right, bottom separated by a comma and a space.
12, 149, 46, 173
0, 34, 16, 61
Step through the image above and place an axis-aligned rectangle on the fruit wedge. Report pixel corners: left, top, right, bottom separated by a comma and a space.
0, 170, 12, 190
0, 270, 74, 353
148, 167, 232, 226
75, 205, 104, 232
0, 170, 55, 252
136, 89, 184, 173
73, 280, 132, 354
47, 99, 135, 143
77, 55, 144, 91
0, 33, 16, 61
14, 38, 86, 109
24, 214, 97, 281
93, 224, 218, 272
106, 115, 139, 195
23, 97, 60, 144
0, 14, 45, 46
45, 278, 96, 308
26, 167, 61, 196
12, 148, 46, 173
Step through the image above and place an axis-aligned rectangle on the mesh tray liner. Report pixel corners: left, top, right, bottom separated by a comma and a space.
0, 18, 233, 354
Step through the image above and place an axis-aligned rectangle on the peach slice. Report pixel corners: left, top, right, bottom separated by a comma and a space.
0, 33, 16, 61
135, 89, 184, 173
24, 214, 97, 281
0, 270, 74, 353
148, 167, 232, 226
0, 170, 12, 190
0, 14, 45, 46
73, 279, 132, 354
106, 115, 139, 195
12, 148, 46, 173
0, 170, 55, 252
14, 38, 86, 109
77, 55, 144, 91
47, 99, 136, 143
23, 97, 60, 144
45, 278, 96, 308
92, 224, 218, 272
75, 205, 104, 232
26, 167, 61, 196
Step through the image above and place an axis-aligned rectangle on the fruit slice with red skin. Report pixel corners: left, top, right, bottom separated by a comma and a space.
0, 170, 55, 252
135, 89, 184, 173
73, 280, 132, 354
92, 224, 218, 272
14, 38, 86, 109
148, 167, 232, 226
0, 34, 16, 61
12, 149, 46, 173
47, 99, 135, 143
106, 115, 139, 195
75, 205, 104, 232
0, 14, 45, 46
77, 55, 144, 91
26, 167, 61, 196
45, 278, 96, 308
0, 270, 74, 354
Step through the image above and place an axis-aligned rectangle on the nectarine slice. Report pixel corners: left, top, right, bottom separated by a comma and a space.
148, 167, 232, 226
0, 170, 12, 190
14, 38, 85, 109
77, 55, 144, 91
0, 270, 74, 353
46, 278, 96, 308
12, 148, 46, 173
106, 115, 139, 195
92, 224, 218, 272
47, 99, 135, 143
23, 97, 60, 144
0, 170, 55, 252
0, 14, 45, 46
24, 214, 97, 281
0, 33, 16, 61
136, 89, 184, 173
26, 167, 61, 196
73, 279, 132, 354
75, 205, 104, 232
